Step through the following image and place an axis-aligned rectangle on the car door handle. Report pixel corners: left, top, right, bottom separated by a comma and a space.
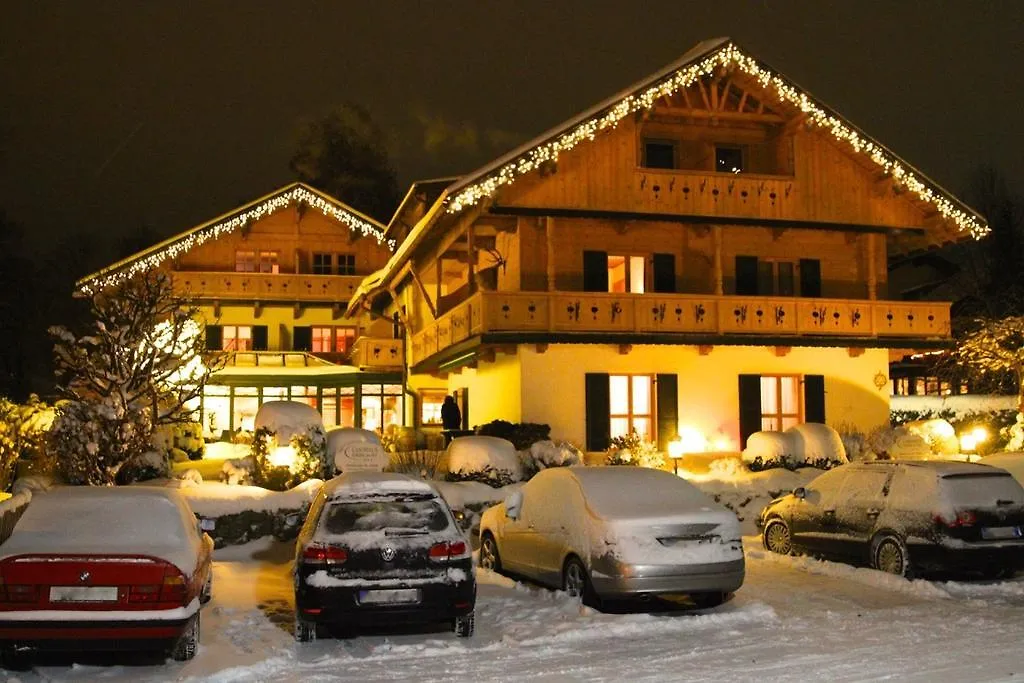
528, 524, 535, 530
866, 508, 881, 517
823, 509, 835, 516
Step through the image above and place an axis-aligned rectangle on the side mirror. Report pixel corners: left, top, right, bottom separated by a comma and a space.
504, 491, 523, 520
793, 487, 807, 500
198, 517, 217, 533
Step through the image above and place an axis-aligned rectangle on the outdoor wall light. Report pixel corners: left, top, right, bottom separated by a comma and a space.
269, 445, 297, 470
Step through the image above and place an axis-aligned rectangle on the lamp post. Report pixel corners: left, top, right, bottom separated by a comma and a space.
668, 437, 685, 475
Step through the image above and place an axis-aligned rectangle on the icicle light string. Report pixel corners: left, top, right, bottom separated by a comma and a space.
445, 44, 986, 241
81, 187, 395, 294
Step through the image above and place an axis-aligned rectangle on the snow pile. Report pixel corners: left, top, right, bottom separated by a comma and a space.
685, 466, 821, 536
11, 474, 54, 496
222, 456, 256, 485
447, 436, 522, 480
178, 479, 323, 518
980, 452, 1024, 485
905, 419, 959, 456
434, 480, 523, 510
524, 440, 584, 470
254, 401, 323, 442
176, 468, 203, 487
742, 424, 846, 466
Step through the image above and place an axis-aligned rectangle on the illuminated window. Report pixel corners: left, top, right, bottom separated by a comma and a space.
334, 327, 356, 354
311, 326, 357, 354
311, 327, 333, 353
259, 251, 279, 274
607, 255, 646, 293
609, 374, 653, 440
312, 253, 333, 275
338, 253, 356, 275
893, 377, 911, 396
642, 139, 676, 170
361, 384, 403, 432
421, 390, 447, 425
715, 146, 745, 173
222, 325, 252, 351
235, 250, 256, 272
760, 375, 801, 431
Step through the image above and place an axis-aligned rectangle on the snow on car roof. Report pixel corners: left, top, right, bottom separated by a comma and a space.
858, 461, 1010, 477
322, 472, 439, 500
0, 486, 203, 574
565, 466, 719, 519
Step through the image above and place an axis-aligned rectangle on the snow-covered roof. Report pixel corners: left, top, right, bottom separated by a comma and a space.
0, 486, 204, 574
77, 182, 391, 295
322, 472, 439, 500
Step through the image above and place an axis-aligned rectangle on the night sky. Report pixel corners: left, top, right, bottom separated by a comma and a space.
3, 1, 1023, 270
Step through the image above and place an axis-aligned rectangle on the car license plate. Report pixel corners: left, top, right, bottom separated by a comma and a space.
49, 586, 119, 602
981, 526, 1023, 540
358, 588, 421, 605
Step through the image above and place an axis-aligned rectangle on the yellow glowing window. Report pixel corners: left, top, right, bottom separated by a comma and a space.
235, 250, 256, 272
760, 375, 801, 431
608, 255, 645, 293
222, 325, 252, 351
609, 374, 653, 441
259, 251, 279, 274
421, 391, 447, 425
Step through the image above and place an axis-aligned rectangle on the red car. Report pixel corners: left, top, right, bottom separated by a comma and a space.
0, 487, 214, 668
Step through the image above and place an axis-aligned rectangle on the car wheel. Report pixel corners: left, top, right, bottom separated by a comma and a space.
872, 535, 911, 578
171, 614, 200, 661
453, 611, 475, 638
0, 648, 33, 671
294, 614, 318, 643
563, 556, 595, 600
763, 520, 793, 555
479, 533, 501, 573
691, 591, 726, 609
200, 572, 212, 604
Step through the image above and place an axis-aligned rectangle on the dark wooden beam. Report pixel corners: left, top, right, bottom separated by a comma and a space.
489, 205, 926, 236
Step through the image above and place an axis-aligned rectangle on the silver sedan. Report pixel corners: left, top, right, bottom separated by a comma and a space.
479, 467, 744, 607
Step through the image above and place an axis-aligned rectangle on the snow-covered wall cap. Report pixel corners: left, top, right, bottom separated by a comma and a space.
77, 182, 394, 295
443, 38, 987, 240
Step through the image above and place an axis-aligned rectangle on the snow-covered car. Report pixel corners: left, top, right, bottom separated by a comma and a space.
479, 467, 744, 607
758, 461, 1024, 577
980, 453, 1024, 487
0, 487, 214, 668
293, 472, 476, 640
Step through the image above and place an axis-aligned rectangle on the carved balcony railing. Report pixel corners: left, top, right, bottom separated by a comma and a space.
409, 291, 951, 366
172, 271, 364, 302
350, 336, 404, 370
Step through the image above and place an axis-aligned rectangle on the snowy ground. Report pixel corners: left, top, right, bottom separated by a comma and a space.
9, 536, 1024, 683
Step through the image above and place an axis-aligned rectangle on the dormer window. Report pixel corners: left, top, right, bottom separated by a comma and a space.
642, 139, 677, 170
715, 146, 745, 174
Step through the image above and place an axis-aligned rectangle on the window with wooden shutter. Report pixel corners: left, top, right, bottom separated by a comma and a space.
804, 374, 826, 423
735, 256, 759, 295
292, 326, 312, 352
582, 251, 609, 292
585, 373, 611, 452
205, 325, 223, 351
656, 374, 678, 452
251, 326, 269, 351
799, 259, 822, 297
652, 253, 676, 293
738, 374, 762, 449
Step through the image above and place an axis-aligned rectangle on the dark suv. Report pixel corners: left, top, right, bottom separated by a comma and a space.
294, 472, 476, 640
758, 461, 1024, 577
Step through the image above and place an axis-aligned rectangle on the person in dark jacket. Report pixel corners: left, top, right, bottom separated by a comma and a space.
441, 395, 462, 445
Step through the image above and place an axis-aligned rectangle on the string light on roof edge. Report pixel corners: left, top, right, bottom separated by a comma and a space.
445, 44, 987, 241
80, 187, 396, 295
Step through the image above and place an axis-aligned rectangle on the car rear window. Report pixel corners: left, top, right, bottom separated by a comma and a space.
941, 473, 1024, 508
321, 499, 450, 534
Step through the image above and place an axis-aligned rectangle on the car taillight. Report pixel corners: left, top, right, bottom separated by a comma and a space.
933, 510, 977, 528
160, 566, 188, 603
302, 543, 348, 565
429, 541, 469, 562
4, 584, 36, 603
128, 584, 161, 604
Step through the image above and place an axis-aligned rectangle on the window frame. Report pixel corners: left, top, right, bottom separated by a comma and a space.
420, 390, 448, 426
607, 254, 647, 294
609, 373, 655, 441
222, 325, 253, 352
312, 252, 334, 275
310, 325, 358, 355
760, 374, 802, 432
337, 253, 356, 276
641, 138, 678, 170
258, 250, 280, 274
755, 258, 798, 297
715, 145, 746, 174
234, 250, 256, 273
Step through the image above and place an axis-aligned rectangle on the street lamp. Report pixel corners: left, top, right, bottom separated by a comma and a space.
668, 437, 685, 475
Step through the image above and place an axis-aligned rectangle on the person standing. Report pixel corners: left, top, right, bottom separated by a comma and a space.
441, 395, 462, 445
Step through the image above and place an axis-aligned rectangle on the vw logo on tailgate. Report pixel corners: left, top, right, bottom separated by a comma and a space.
380, 545, 396, 562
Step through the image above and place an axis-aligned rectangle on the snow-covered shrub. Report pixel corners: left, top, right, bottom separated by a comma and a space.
904, 419, 958, 456
11, 474, 54, 496
115, 450, 170, 484
1004, 413, 1024, 451
150, 421, 205, 464
741, 431, 790, 467
221, 457, 255, 486
605, 431, 665, 469
0, 395, 55, 489
386, 450, 445, 479
520, 440, 584, 479
787, 423, 848, 465
834, 422, 869, 461
177, 468, 203, 487
446, 436, 522, 486
476, 420, 551, 451
251, 424, 328, 492
49, 399, 152, 485
866, 425, 904, 459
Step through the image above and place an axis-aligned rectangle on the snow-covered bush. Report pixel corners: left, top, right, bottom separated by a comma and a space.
386, 450, 445, 479
834, 422, 869, 461
475, 420, 551, 451
251, 424, 328, 491
115, 449, 170, 484
521, 440, 584, 478
221, 457, 255, 486
446, 436, 522, 486
1004, 413, 1024, 451
0, 394, 54, 489
866, 425, 903, 459
177, 468, 203, 487
49, 398, 152, 485
605, 431, 665, 469
742, 431, 790, 466
150, 420, 205, 463
742, 424, 846, 470
904, 419, 958, 456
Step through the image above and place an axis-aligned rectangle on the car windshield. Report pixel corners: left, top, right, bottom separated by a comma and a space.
941, 473, 1024, 508
322, 498, 450, 534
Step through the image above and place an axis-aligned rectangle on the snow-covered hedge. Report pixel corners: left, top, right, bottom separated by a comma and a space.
251, 402, 328, 490
446, 436, 522, 486
742, 423, 847, 469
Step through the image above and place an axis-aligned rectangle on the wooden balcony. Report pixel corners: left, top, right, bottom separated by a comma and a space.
172, 271, 364, 302
409, 291, 951, 366
350, 336, 404, 369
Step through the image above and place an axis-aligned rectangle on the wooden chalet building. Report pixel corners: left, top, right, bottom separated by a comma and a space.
349, 38, 987, 453
78, 183, 414, 437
